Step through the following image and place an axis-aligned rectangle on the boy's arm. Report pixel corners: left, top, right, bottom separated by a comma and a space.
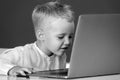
0, 49, 19, 75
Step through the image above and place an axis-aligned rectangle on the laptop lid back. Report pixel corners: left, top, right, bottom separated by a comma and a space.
68, 14, 120, 78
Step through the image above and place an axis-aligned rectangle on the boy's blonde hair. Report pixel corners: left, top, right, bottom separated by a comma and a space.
32, 1, 74, 32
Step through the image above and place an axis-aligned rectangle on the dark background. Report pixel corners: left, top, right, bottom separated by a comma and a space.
0, 0, 120, 62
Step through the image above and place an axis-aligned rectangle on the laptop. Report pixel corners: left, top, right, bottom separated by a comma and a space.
30, 14, 120, 79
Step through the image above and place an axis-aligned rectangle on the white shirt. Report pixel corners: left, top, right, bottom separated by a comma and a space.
0, 42, 66, 75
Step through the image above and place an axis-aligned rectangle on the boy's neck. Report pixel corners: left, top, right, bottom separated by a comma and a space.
36, 41, 54, 57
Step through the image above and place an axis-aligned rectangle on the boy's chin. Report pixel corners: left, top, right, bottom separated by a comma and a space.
55, 51, 65, 56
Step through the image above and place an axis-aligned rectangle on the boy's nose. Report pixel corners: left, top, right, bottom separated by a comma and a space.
64, 38, 70, 45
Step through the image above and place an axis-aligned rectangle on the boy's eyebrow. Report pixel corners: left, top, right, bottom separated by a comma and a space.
57, 33, 74, 35
58, 33, 65, 35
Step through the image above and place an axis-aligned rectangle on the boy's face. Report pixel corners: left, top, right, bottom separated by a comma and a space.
41, 17, 75, 56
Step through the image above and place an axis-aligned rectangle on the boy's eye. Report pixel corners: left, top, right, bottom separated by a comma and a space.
69, 35, 72, 39
69, 35, 73, 39
58, 36, 64, 39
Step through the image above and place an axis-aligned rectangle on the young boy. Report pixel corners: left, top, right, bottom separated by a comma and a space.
0, 1, 75, 76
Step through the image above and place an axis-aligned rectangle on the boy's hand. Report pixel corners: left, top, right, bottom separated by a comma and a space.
8, 66, 33, 77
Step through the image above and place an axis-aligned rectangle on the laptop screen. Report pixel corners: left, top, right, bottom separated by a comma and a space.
68, 14, 120, 78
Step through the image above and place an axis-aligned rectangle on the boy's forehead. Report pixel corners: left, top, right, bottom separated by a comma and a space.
42, 16, 58, 29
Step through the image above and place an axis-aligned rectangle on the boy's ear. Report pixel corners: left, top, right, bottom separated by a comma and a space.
36, 30, 45, 41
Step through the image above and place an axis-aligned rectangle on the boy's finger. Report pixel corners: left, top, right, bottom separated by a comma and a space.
17, 71, 26, 76
16, 71, 29, 78
22, 68, 32, 74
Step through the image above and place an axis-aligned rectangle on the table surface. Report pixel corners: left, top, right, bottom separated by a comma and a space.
0, 74, 120, 80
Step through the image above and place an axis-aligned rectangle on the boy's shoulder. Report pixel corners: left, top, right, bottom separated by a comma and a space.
14, 42, 36, 53
2, 42, 36, 54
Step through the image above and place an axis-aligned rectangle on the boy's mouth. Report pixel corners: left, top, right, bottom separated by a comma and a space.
61, 47, 69, 50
